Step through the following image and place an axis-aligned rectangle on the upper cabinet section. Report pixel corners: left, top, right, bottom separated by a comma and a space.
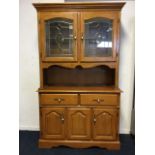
35, 3, 125, 63
80, 12, 118, 62
40, 12, 78, 62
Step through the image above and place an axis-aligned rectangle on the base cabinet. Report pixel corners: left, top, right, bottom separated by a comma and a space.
93, 108, 117, 140
40, 105, 119, 143
41, 108, 65, 139
67, 108, 91, 140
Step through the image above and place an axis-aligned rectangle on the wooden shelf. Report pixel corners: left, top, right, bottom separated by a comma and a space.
38, 86, 122, 93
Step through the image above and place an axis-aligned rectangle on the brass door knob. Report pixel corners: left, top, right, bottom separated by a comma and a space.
93, 115, 96, 124
54, 98, 64, 103
93, 98, 104, 104
74, 35, 77, 40
81, 35, 84, 40
60, 113, 64, 123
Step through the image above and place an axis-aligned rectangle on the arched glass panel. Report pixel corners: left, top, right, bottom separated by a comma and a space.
84, 18, 113, 57
45, 18, 74, 57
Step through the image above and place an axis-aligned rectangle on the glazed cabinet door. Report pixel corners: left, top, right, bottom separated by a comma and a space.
93, 108, 117, 140
39, 12, 78, 62
67, 108, 91, 140
80, 12, 119, 62
41, 108, 65, 139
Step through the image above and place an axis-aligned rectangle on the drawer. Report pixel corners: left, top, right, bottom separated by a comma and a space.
40, 94, 78, 105
80, 94, 118, 106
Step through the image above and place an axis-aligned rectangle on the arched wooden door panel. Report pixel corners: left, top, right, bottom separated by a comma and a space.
41, 108, 65, 139
67, 108, 91, 140
93, 108, 117, 140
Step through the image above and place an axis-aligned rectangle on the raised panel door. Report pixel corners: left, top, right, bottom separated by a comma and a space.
41, 108, 65, 139
67, 108, 91, 140
93, 108, 117, 140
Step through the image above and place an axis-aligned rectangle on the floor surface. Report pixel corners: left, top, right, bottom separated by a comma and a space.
19, 131, 135, 155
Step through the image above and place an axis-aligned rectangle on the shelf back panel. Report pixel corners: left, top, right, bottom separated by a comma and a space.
43, 66, 115, 87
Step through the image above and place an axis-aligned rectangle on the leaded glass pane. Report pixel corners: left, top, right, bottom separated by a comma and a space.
84, 18, 113, 57
45, 18, 73, 57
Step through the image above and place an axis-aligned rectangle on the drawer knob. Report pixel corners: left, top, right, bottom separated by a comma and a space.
54, 98, 64, 103
93, 98, 104, 104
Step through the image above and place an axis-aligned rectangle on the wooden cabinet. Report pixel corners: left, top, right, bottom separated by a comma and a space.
40, 94, 78, 105
80, 94, 118, 106
34, 2, 125, 150
80, 12, 118, 62
40, 12, 78, 62
93, 108, 117, 140
67, 108, 91, 140
39, 10, 119, 63
41, 108, 65, 139
41, 107, 117, 141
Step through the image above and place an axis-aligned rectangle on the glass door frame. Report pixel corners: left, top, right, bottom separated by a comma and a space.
80, 11, 118, 62
40, 12, 78, 62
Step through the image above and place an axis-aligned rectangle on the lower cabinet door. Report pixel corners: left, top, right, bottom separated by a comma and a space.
93, 108, 117, 140
67, 108, 91, 140
41, 107, 65, 139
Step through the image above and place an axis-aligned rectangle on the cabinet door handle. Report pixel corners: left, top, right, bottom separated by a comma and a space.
93, 114, 96, 125
93, 98, 104, 104
54, 98, 64, 103
74, 35, 77, 40
60, 113, 64, 123
81, 34, 84, 40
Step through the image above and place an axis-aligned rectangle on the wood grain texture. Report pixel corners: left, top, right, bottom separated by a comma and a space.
80, 11, 119, 62
38, 86, 122, 93
38, 139, 120, 149
42, 62, 117, 69
67, 108, 91, 140
39, 12, 78, 62
33, 2, 125, 11
34, 2, 125, 150
93, 108, 117, 140
43, 66, 115, 87
80, 94, 118, 106
40, 94, 78, 105
41, 107, 66, 139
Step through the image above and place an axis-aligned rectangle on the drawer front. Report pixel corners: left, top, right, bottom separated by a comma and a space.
40, 94, 78, 105
80, 94, 118, 106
